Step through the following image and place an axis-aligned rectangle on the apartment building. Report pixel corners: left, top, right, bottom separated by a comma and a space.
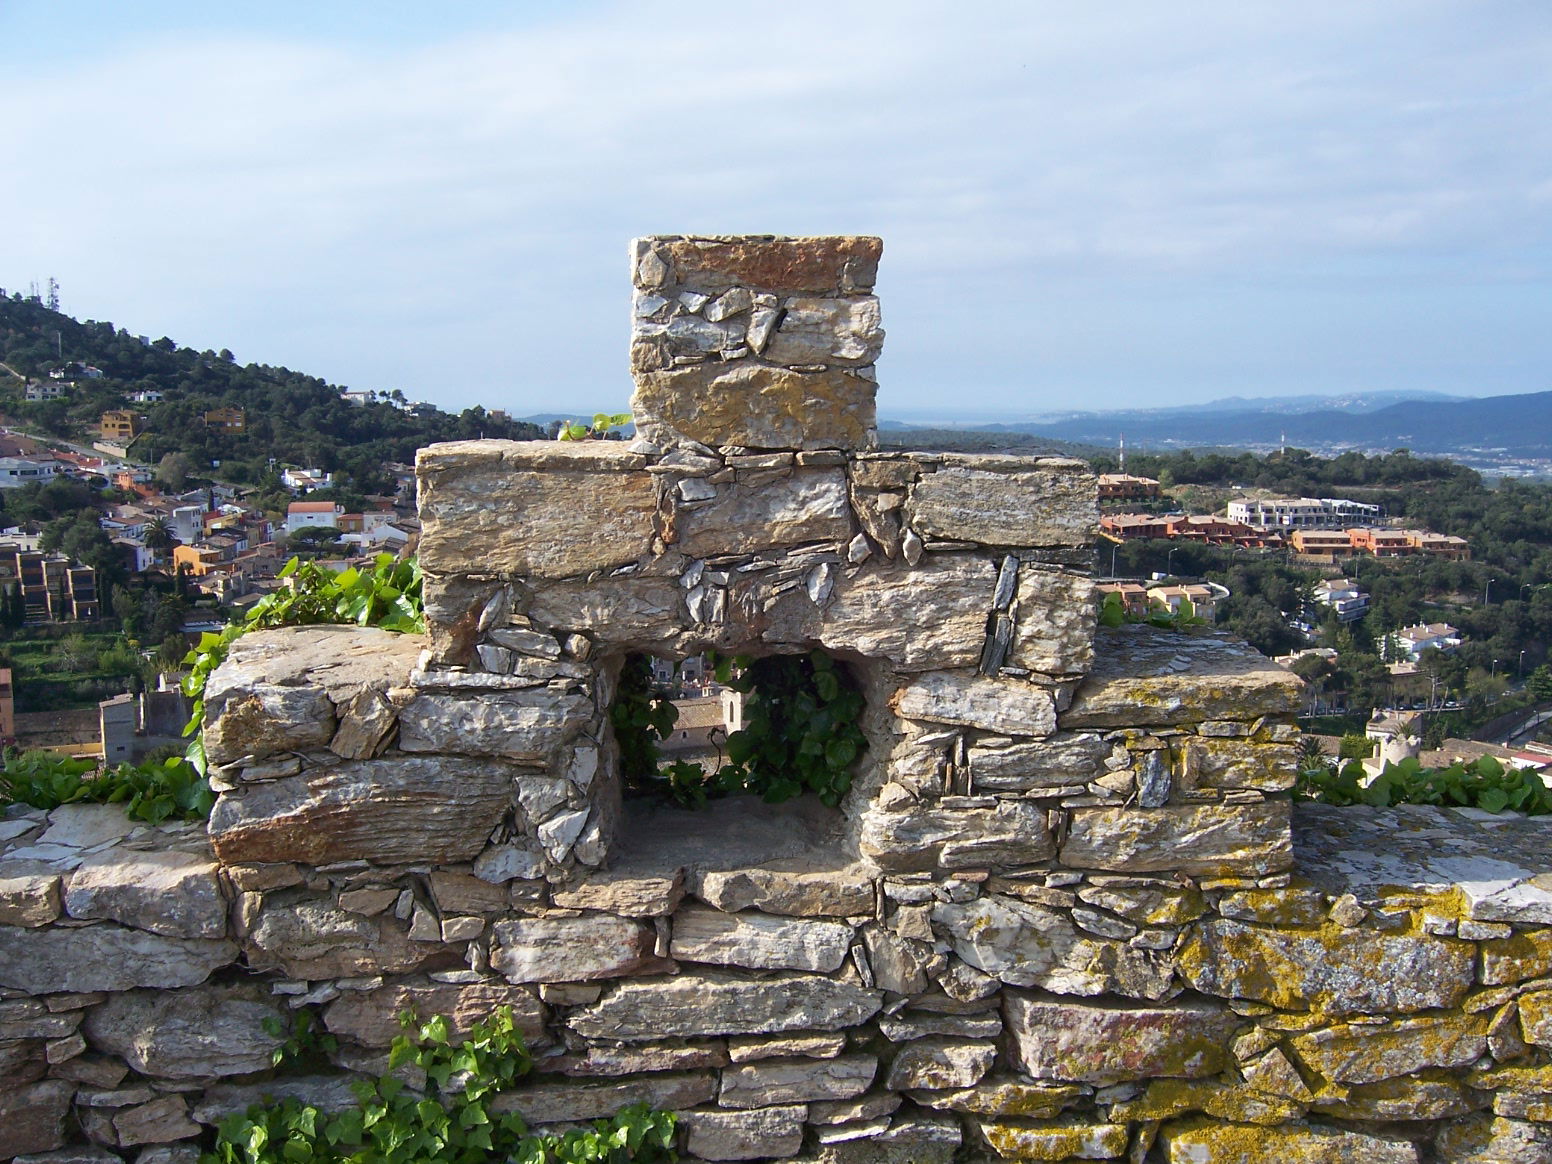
1228, 497, 1382, 530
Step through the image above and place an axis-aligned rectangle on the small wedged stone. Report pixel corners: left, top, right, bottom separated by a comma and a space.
1157, 1117, 1419, 1163
668, 906, 853, 972
1060, 800, 1293, 877
323, 981, 546, 1047
1179, 918, 1475, 1016
64, 850, 225, 939
719, 1054, 877, 1109
329, 688, 399, 759
490, 915, 658, 983
1005, 993, 1237, 1084
83, 984, 284, 1078
0, 924, 235, 994
883, 1038, 995, 1091
569, 970, 881, 1040
489, 1071, 717, 1124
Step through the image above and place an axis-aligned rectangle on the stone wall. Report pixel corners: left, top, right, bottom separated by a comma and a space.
0, 236, 1548, 1164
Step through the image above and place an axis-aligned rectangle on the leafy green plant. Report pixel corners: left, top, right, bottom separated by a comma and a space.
557, 413, 632, 441
1297, 753, 1552, 816
1097, 589, 1206, 630
205, 1007, 678, 1164
264, 1008, 339, 1073
0, 748, 214, 824
609, 655, 679, 790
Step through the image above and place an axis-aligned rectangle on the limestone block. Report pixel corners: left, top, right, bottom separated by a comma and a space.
1434, 1114, 1552, 1164
38, 803, 134, 848
879, 1009, 1002, 1042
526, 574, 684, 649
489, 915, 657, 983
884, 1038, 995, 1090
967, 733, 1108, 792
762, 296, 883, 366
544, 1040, 730, 1076
675, 468, 852, 557
208, 756, 515, 866
677, 1104, 807, 1161
83, 984, 283, 1078
64, 850, 225, 939
202, 682, 332, 766
1481, 929, 1552, 985
550, 869, 684, 916
1179, 736, 1300, 793
632, 364, 876, 453
727, 1032, 847, 1062
417, 441, 656, 578
113, 1095, 200, 1147
858, 798, 1053, 873
1310, 1076, 1487, 1121
1519, 991, 1552, 1047
668, 905, 853, 972
641, 235, 881, 295
933, 896, 1174, 999
906, 460, 1096, 548
323, 981, 546, 1047
1009, 569, 1096, 676
1063, 626, 1305, 728
1158, 1117, 1420, 1163
1059, 801, 1293, 877
398, 690, 591, 761
0, 1079, 73, 1158
908, 1079, 1081, 1118
1461, 874, 1552, 926
490, 1071, 717, 1124
244, 896, 437, 979
719, 1055, 877, 1108
0, 870, 61, 926
1179, 919, 1475, 1016
1291, 1013, 1489, 1084
1073, 883, 1206, 926
192, 1077, 362, 1125
1004, 993, 1238, 1084
693, 863, 875, 918
569, 970, 881, 1040
0, 924, 235, 994
973, 1117, 1129, 1161
892, 672, 1057, 735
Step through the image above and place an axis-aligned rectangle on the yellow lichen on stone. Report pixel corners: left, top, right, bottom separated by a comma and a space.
1109, 1078, 1304, 1126
974, 1117, 1129, 1161
1480, 927, 1552, 986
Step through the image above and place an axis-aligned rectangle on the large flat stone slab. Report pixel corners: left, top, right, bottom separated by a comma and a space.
0, 924, 235, 993
569, 970, 882, 1040
323, 981, 546, 1047
1060, 800, 1293, 877
83, 984, 284, 1078
906, 459, 1096, 548
1004, 994, 1238, 1084
64, 849, 225, 939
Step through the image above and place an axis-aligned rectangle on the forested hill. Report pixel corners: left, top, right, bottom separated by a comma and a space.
0, 293, 543, 494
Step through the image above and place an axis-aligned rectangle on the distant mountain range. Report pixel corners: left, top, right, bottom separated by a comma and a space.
884, 389, 1552, 459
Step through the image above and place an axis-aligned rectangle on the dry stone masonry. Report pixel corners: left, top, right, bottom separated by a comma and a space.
1, 237, 1549, 1163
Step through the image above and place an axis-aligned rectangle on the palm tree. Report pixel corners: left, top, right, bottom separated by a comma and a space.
143, 516, 178, 560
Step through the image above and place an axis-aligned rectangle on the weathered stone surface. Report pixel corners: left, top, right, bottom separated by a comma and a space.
1061, 800, 1292, 877
861, 926, 930, 995
10, 1148, 121, 1164
330, 688, 399, 760
933, 896, 1173, 999
1158, 1117, 1419, 1163
417, 441, 657, 578
192, 1077, 362, 1125
0, 1079, 73, 1158
1310, 1076, 1487, 1121
551, 869, 685, 917
762, 296, 883, 366
543, 1040, 730, 1076
83, 984, 283, 1078
490, 1071, 716, 1124
884, 1038, 995, 1091
399, 691, 591, 761
669, 906, 853, 972
727, 1032, 847, 1062
878, 1009, 1001, 1042
426, 870, 509, 915
1179, 736, 1299, 793
675, 469, 851, 557
525, 575, 683, 649
323, 981, 546, 1047
677, 1104, 807, 1161
858, 798, 1053, 872
973, 1117, 1128, 1162
0, 924, 234, 993
645, 235, 881, 295
38, 803, 135, 848
910, 1079, 1081, 1119
719, 1054, 877, 1108
906, 460, 1095, 548
967, 732, 1107, 792
0, 999, 80, 1040
1005, 993, 1237, 1084
1435, 1114, 1552, 1163
1064, 626, 1305, 728
1180, 919, 1475, 1016
1008, 569, 1096, 677
892, 672, 1056, 735
113, 1096, 200, 1147
244, 896, 436, 979
570, 971, 882, 1040
209, 756, 515, 865
635, 362, 876, 453
0, 870, 61, 926
1481, 929, 1552, 986
489, 915, 657, 983
64, 850, 225, 939
1516, 990, 1551, 1046
693, 863, 874, 918
1462, 874, 1552, 926
1108, 1078, 1305, 1126
1291, 1013, 1489, 1083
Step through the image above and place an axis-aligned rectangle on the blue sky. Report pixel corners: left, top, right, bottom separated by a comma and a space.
2, 1, 1549, 420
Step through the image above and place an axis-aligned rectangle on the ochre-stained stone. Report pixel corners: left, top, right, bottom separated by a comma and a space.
973, 1117, 1129, 1162
1004, 993, 1238, 1084
1178, 736, 1300, 793
1063, 626, 1305, 728
0, 870, 61, 926
1157, 1116, 1419, 1163
208, 756, 514, 866
417, 441, 657, 578
647, 235, 882, 295
323, 982, 546, 1047
908, 1079, 1082, 1118
1291, 1013, 1490, 1083
906, 461, 1096, 548
1310, 1075, 1488, 1121
633, 364, 876, 452
526, 575, 684, 648
1520, 990, 1552, 1047
1009, 568, 1096, 676
1110, 1078, 1305, 1126
1060, 800, 1293, 877
1179, 918, 1475, 1016
1480, 929, 1552, 986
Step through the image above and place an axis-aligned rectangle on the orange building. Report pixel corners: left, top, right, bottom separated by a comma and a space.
100, 410, 144, 442
203, 407, 246, 433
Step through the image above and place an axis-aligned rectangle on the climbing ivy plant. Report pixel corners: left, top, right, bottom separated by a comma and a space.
1297, 753, 1552, 816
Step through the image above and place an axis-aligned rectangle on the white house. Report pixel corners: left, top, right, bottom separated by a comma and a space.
0, 456, 61, 487
1392, 622, 1463, 661
286, 501, 343, 535
1313, 578, 1369, 623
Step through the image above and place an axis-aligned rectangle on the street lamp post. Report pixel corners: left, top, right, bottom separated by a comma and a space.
1520, 650, 1527, 677
1484, 578, 1496, 606
1110, 542, 1119, 578
1167, 546, 1179, 576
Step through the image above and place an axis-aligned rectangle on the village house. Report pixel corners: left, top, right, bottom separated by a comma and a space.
286, 500, 344, 535
1096, 473, 1161, 502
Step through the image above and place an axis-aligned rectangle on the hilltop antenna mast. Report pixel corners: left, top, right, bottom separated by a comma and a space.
46, 278, 59, 312
1280, 431, 1287, 456
1118, 433, 1125, 473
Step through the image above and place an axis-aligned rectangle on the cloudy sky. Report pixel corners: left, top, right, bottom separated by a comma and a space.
3, 1, 1549, 421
